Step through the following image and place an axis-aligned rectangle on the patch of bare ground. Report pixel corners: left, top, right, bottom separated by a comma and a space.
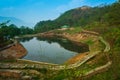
65, 52, 89, 64
0, 43, 27, 60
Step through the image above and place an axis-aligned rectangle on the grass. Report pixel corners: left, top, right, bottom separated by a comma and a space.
83, 39, 94, 45
65, 27, 83, 34
82, 25, 120, 80
53, 27, 83, 34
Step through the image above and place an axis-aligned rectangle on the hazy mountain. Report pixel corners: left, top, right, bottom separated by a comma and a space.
0, 16, 34, 27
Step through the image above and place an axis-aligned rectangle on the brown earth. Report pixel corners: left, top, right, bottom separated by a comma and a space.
0, 43, 27, 60
65, 52, 89, 64
0, 70, 22, 78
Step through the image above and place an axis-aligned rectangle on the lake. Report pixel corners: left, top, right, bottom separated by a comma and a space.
20, 37, 88, 64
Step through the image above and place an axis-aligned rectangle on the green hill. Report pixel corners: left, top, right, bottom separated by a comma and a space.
34, 4, 113, 33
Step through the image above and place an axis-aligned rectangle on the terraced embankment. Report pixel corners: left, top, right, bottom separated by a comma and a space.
0, 30, 111, 79
82, 36, 111, 78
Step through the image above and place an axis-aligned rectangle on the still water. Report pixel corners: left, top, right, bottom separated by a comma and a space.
20, 37, 88, 64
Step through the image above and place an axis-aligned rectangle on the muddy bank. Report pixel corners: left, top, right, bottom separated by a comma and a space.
65, 52, 89, 64
0, 43, 27, 60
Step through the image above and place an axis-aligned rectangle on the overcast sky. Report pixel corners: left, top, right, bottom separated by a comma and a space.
0, 0, 117, 24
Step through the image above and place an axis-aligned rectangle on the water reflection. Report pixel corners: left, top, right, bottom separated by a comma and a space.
19, 37, 33, 42
36, 37, 89, 53
20, 37, 88, 64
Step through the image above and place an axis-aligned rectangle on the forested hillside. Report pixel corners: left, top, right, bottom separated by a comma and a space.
34, 1, 120, 33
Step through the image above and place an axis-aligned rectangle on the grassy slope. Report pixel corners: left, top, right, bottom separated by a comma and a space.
51, 25, 120, 80
83, 25, 120, 80
37, 2, 120, 79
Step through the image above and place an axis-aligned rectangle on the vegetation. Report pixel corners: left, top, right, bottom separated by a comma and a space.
82, 1, 120, 80
34, 1, 120, 80
34, 1, 119, 33
0, 21, 34, 47
0, 0, 120, 80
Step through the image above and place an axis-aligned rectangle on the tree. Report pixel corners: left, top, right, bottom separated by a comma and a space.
0, 21, 10, 41
9, 24, 20, 37
20, 26, 33, 35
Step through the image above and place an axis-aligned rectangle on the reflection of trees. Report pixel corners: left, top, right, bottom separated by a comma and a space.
37, 37, 89, 53
19, 37, 33, 42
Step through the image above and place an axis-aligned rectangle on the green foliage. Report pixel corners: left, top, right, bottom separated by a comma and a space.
85, 39, 94, 45
0, 1, 120, 79
33, 3, 120, 79
52, 1, 120, 80
66, 27, 83, 34
34, 5, 112, 33
84, 28, 120, 80
0, 21, 34, 47
83, 3, 120, 79
20, 26, 34, 35
38, 68, 47, 74
34, 20, 58, 33
34, 1, 120, 34
105, 2, 120, 25
0, 39, 13, 47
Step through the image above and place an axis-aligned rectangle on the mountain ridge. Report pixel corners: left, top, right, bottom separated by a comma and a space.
0, 16, 34, 27
34, 5, 106, 32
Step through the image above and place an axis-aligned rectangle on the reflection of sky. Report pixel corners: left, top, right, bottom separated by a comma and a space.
20, 37, 77, 64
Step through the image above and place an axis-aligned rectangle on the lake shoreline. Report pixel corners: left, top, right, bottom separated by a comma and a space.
0, 29, 111, 79
0, 42, 27, 60
18, 29, 98, 64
